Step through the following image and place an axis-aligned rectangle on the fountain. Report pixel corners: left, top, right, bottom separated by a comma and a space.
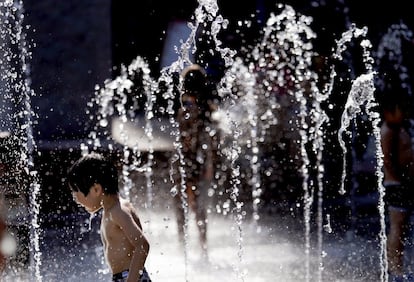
0, 0, 413, 281
0, 1, 41, 280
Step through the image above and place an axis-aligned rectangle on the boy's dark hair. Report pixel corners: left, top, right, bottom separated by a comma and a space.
67, 152, 118, 196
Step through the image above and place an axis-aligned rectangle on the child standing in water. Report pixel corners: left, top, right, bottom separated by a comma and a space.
67, 152, 151, 282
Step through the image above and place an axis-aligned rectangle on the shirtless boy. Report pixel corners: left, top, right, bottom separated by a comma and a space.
67, 152, 151, 282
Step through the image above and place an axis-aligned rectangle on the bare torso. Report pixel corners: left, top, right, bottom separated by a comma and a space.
100, 198, 145, 274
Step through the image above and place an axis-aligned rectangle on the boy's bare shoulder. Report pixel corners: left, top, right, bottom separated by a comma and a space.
119, 198, 136, 212
112, 198, 142, 229
105, 199, 132, 220
117, 198, 141, 218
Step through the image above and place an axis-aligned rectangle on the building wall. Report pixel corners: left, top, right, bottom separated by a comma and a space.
25, 0, 112, 142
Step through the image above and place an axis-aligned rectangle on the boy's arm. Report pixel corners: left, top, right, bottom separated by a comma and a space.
112, 206, 149, 282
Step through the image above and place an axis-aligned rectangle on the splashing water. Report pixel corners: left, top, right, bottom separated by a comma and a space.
161, 0, 241, 279
88, 0, 240, 280
333, 25, 388, 281
89, 57, 156, 199
219, 5, 326, 281
89, 3, 389, 281
375, 21, 413, 97
1, 1, 403, 281
0, 0, 41, 280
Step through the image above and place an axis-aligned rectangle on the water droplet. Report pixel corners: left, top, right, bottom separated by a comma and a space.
99, 119, 108, 127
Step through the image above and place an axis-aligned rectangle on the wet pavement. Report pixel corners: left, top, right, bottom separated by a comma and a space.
0, 149, 411, 282
0, 206, 389, 282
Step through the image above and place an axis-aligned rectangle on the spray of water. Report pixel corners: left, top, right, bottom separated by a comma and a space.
375, 21, 413, 97
253, 5, 321, 281
332, 24, 389, 281
35, 1, 396, 281
87, 0, 239, 280
0, 0, 41, 280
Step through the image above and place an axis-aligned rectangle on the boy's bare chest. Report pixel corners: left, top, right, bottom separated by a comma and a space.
101, 216, 125, 243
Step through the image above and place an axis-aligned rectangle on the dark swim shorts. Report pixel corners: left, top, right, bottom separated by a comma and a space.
112, 268, 151, 282
384, 184, 414, 210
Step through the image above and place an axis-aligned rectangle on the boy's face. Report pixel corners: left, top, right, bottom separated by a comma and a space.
71, 184, 102, 214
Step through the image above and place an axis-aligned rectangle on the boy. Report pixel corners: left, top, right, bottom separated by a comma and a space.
67, 152, 151, 282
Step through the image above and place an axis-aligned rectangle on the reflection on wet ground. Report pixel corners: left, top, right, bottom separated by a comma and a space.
1, 207, 388, 282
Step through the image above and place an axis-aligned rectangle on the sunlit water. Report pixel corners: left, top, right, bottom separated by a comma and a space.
2, 206, 383, 282
1, 0, 414, 281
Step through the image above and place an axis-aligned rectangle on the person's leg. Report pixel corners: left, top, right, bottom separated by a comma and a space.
186, 183, 197, 212
192, 182, 208, 255
174, 191, 185, 243
175, 182, 196, 246
195, 203, 207, 248
387, 208, 409, 276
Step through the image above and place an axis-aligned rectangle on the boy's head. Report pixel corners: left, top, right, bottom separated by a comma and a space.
67, 152, 118, 196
